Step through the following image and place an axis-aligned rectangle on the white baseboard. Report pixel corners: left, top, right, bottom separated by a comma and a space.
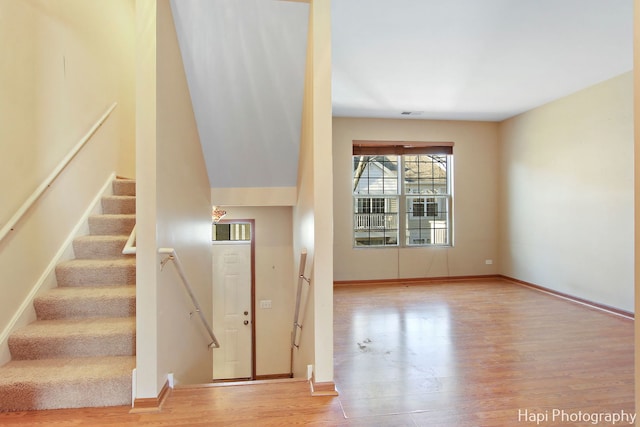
0, 172, 117, 365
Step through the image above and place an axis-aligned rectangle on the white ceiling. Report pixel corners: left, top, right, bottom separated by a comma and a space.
332, 0, 633, 121
171, 0, 633, 189
171, 0, 309, 189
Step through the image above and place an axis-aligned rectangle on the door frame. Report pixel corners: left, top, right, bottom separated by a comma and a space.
214, 218, 256, 379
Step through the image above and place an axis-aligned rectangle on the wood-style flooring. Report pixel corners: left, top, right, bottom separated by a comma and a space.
334, 279, 634, 426
0, 279, 633, 426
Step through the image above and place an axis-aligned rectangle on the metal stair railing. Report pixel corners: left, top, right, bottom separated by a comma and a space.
159, 247, 220, 349
290, 248, 311, 376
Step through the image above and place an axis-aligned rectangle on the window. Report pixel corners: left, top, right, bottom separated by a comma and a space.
352, 156, 399, 246
356, 197, 385, 214
352, 142, 453, 247
212, 223, 251, 241
425, 198, 438, 217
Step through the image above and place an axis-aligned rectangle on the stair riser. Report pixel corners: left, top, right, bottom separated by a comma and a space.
34, 298, 135, 320
9, 334, 136, 360
73, 238, 129, 259
0, 377, 132, 411
102, 197, 136, 215
112, 180, 136, 197
88, 216, 135, 236
56, 264, 136, 286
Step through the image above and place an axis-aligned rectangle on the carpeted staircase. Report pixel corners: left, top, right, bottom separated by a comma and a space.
0, 178, 137, 411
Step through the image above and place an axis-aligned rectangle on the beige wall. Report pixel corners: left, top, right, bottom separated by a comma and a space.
217, 207, 294, 376
291, 0, 334, 385
136, 0, 213, 397
156, 0, 213, 387
0, 0, 134, 363
499, 73, 633, 312
0, 0, 135, 224
309, 0, 334, 386
211, 187, 297, 206
292, 15, 315, 377
134, 0, 158, 397
333, 118, 499, 281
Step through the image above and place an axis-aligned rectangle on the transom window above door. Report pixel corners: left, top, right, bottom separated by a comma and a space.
212, 223, 251, 241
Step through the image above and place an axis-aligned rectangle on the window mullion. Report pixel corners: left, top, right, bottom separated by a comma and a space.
398, 156, 405, 247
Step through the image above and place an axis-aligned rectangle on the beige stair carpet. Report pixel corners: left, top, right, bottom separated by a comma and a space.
73, 235, 130, 259
88, 214, 136, 236
34, 286, 135, 320
0, 178, 137, 411
0, 357, 135, 411
55, 258, 136, 286
8, 317, 136, 360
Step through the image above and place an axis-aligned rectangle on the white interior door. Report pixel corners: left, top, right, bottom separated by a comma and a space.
212, 242, 252, 380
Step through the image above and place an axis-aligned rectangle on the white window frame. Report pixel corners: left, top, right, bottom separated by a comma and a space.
352, 149, 453, 248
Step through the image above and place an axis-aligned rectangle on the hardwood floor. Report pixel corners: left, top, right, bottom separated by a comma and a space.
334, 279, 634, 426
0, 380, 345, 426
0, 279, 633, 426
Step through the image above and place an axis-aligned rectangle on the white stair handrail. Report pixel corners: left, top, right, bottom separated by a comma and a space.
0, 102, 118, 244
122, 225, 137, 255
158, 247, 220, 349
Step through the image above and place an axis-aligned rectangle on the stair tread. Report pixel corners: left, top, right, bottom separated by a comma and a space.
36, 286, 135, 301
0, 356, 134, 410
88, 214, 136, 236
112, 179, 136, 197
90, 213, 136, 219
56, 283, 136, 288
102, 195, 135, 200
114, 179, 135, 185
0, 356, 135, 385
72, 235, 132, 260
57, 258, 136, 268
34, 286, 136, 320
101, 196, 136, 215
74, 235, 130, 242
11, 317, 135, 339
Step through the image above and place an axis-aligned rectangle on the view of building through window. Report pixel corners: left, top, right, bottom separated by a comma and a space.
352, 153, 452, 247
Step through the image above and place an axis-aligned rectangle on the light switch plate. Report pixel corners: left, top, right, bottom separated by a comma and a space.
260, 300, 272, 309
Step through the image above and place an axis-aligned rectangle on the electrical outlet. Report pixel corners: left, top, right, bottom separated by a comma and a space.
485, 259, 493, 265
260, 300, 272, 309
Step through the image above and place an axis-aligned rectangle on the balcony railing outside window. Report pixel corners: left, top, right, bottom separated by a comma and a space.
354, 213, 398, 230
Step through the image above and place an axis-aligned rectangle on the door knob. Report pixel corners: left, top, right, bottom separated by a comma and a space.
244, 320, 249, 325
